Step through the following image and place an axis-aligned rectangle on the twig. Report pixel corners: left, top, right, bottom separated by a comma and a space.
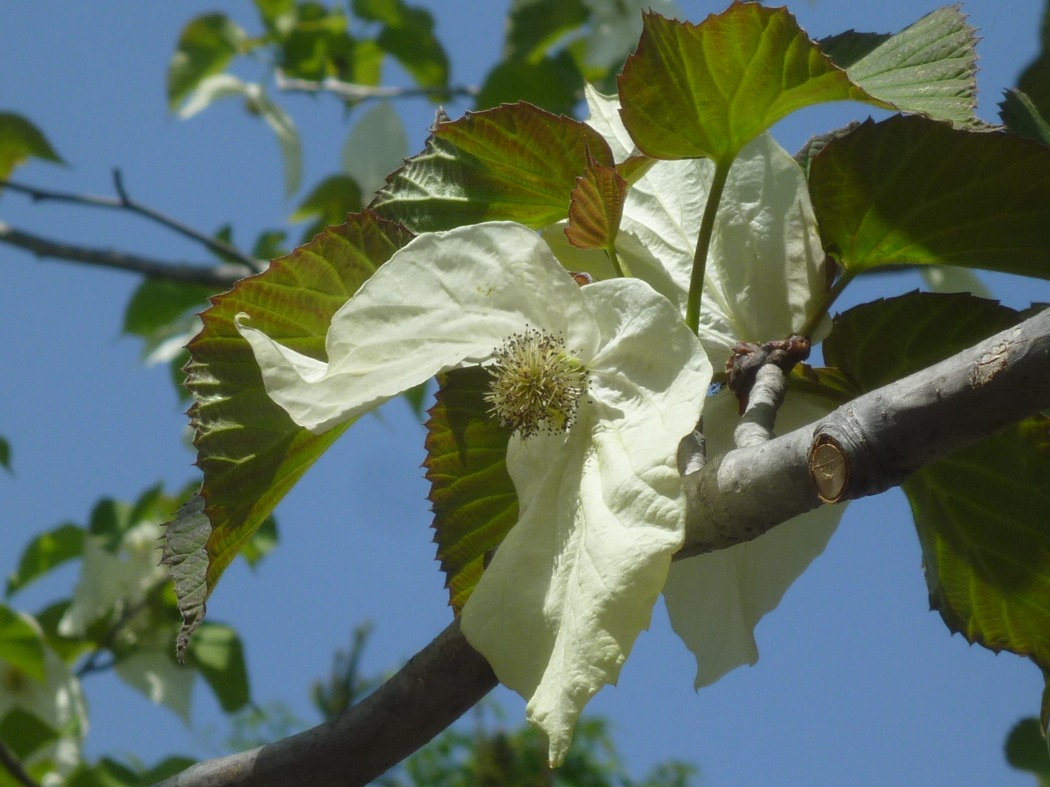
275, 71, 477, 103
160, 306, 1050, 787
0, 221, 249, 288
0, 173, 263, 271
0, 739, 42, 787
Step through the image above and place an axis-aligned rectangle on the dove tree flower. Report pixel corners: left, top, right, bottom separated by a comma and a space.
573, 87, 848, 689
236, 220, 712, 764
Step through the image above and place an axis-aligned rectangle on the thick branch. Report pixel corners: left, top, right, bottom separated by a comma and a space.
0, 221, 249, 288
158, 620, 496, 787
162, 306, 1050, 787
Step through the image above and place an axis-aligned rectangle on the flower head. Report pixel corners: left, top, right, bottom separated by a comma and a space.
237, 221, 711, 765
485, 328, 589, 438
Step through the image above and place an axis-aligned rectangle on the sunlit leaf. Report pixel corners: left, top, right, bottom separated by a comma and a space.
809, 114, 1050, 279
618, 7, 884, 164
0, 112, 63, 185
173, 213, 412, 652
842, 5, 978, 125
167, 13, 246, 110
371, 102, 614, 232
818, 31, 891, 69
564, 154, 626, 250
425, 368, 516, 613
5, 524, 84, 597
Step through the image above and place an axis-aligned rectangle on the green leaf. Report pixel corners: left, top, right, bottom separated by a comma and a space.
341, 101, 409, 198
842, 5, 978, 125
0, 707, 58, 760
354, 0, 448, 89
238, 516, 278, 568
0, 435, 10, 475
167, 13, 246, 110
124, 280, 213, 339
173, 213, 413, 653
277, 6, 362, 84
123, 279, 214, 367
822, 291, 1022, 394
6, 523, 84, 597
0, 605, 46, 683
1005, 717, 1050, 786
1000, 89, 1050, 146
371, 102, 614, 232
505, 0, 589, 63
809, 114, 1050, 279
818, 31, 892, 69
617, 7, 885, 164
0, 112, 63, 184
254, 0, 296, 36
186, 622, 250, 713
903, 416, 1050, 666
425, 368, 517, 613
475, 52, 583, 116
139, 757, 199, 785
66, 758, 139, 787
292, 174, 364, 243
564, 154, 626, 251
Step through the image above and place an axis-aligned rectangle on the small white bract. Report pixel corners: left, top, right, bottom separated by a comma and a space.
485, 328, 588, 438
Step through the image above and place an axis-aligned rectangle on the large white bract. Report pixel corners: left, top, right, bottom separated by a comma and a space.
237, 221, 711, 764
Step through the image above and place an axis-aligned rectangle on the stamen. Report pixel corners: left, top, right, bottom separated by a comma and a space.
485, 327, 589, 439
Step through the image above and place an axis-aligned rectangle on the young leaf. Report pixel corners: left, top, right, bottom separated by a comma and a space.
842, 5, 978, 125
175, 214, 413, 652
617, 7, 885, 164
0, 112, 63, 185
903, 417, 1050, 668
370, 102, 614, 232
425, 368, 516, 613
167, 13, 246, 110
564, 154, 627, 251
5, 524, 85, 598
809, 114, 1050, 279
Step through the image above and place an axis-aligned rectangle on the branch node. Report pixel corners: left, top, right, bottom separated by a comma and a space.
808, 434, 849, 503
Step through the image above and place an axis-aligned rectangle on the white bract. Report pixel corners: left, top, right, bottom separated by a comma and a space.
578, 86, 847, 689
237, 221, 711, 765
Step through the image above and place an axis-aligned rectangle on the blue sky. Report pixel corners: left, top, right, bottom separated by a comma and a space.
3, 1, 1049, 784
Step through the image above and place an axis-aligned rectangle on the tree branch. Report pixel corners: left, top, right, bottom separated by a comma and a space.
1, 174, 262, 271
0, 221, 250, 288
0, 739, 42, 787
275, 71, 477, 103
160, 306, 1050, 787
